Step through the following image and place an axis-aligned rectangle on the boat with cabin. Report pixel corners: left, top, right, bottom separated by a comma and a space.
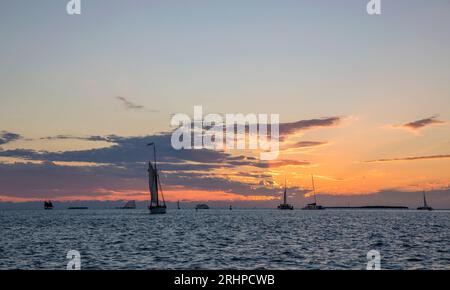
44, 200, 53, 210
302, 175, 324, 210
417, 191, 433, 211
195, 204, 209, 210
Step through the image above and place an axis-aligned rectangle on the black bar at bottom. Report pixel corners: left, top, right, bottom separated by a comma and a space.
0, 270, 445, 288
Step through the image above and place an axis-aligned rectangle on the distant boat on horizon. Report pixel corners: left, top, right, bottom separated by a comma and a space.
177, 200, 181, 210
147, 143, 167, 214
119, 200, 136, 209
302, 175, 324, 210
195, 204, 209, 210
417, 191, 433, 211
278, 178, 294, 210
44, 200, 53, 210
67, 207, 88, 210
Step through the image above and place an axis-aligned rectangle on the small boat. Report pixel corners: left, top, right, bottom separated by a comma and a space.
177, 200, 181, 210
302, 203, 324, 210
229, 205, 232, 210
417, 191, 433, 211
302, 175, 324, 210
44, 200, 53, 210
195, 204, 209, 210
147, 143, 167, 214
120, 200, 136, 209
68, 207, 88, 210
278, 178, 294, 210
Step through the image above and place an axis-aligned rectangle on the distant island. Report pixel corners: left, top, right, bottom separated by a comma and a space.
67, 207, 89, 210
325, 206, 409, 210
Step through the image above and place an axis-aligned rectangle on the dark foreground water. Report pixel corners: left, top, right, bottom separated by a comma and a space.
0, 209, 449, 269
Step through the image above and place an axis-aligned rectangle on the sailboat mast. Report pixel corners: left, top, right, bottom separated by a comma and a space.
283, 178, 287, 204
153, 144, 157, 171
423, 191, 427, 207
147, 142, 159, 206
153, 145, 159, 206
147, 161, 153, 204
312, 175, 317, 204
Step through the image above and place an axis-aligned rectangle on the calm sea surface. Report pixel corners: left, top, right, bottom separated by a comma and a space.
0, 209, 449, 269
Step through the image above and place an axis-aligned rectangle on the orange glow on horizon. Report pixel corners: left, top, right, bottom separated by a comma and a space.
0, 189, 276, 203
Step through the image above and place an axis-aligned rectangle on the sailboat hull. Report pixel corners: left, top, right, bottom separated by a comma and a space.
278, 204, 294, 210
302, 206, 324, 210
302, 203, 324, 210
149, 205, 167, 214
417, 207, 433, 211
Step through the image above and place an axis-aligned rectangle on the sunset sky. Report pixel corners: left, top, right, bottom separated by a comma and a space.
0, 0, 449, 207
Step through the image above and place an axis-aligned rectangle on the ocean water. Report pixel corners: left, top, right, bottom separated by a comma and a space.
0, 209, 449, 270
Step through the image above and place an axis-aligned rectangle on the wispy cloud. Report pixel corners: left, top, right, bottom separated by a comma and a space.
40, 135, 116, 142
279, 117, 341, 137
115, 96, 158, 112
280, 141, 329, 153
364, 154, 450, 163
392, 115, 445, 131
0, 131, 22, 145
262, 159, 311, 168
289, 141, 328, 148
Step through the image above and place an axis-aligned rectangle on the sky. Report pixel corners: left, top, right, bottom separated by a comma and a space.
0, 0, 449, 207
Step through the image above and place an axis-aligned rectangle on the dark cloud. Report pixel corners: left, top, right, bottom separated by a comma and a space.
199, 116, 341, 138
397, 115, 444, 130
0, 160, 299, 200
0, 115, 342, 200
0, 161, 142, 199
279, 117, 341, 136
0, 132, 277, 198
0, 133, 232, 166
364, 154, 450, 163
166, 116, 342, 155
0, 131, 22, 145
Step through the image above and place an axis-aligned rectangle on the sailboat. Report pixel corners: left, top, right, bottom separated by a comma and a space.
278, 178, 294, 210
177, 200, 181, 210
417, 191, 433, 211
147, 143, 167, 214
302, 175, 324, 210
